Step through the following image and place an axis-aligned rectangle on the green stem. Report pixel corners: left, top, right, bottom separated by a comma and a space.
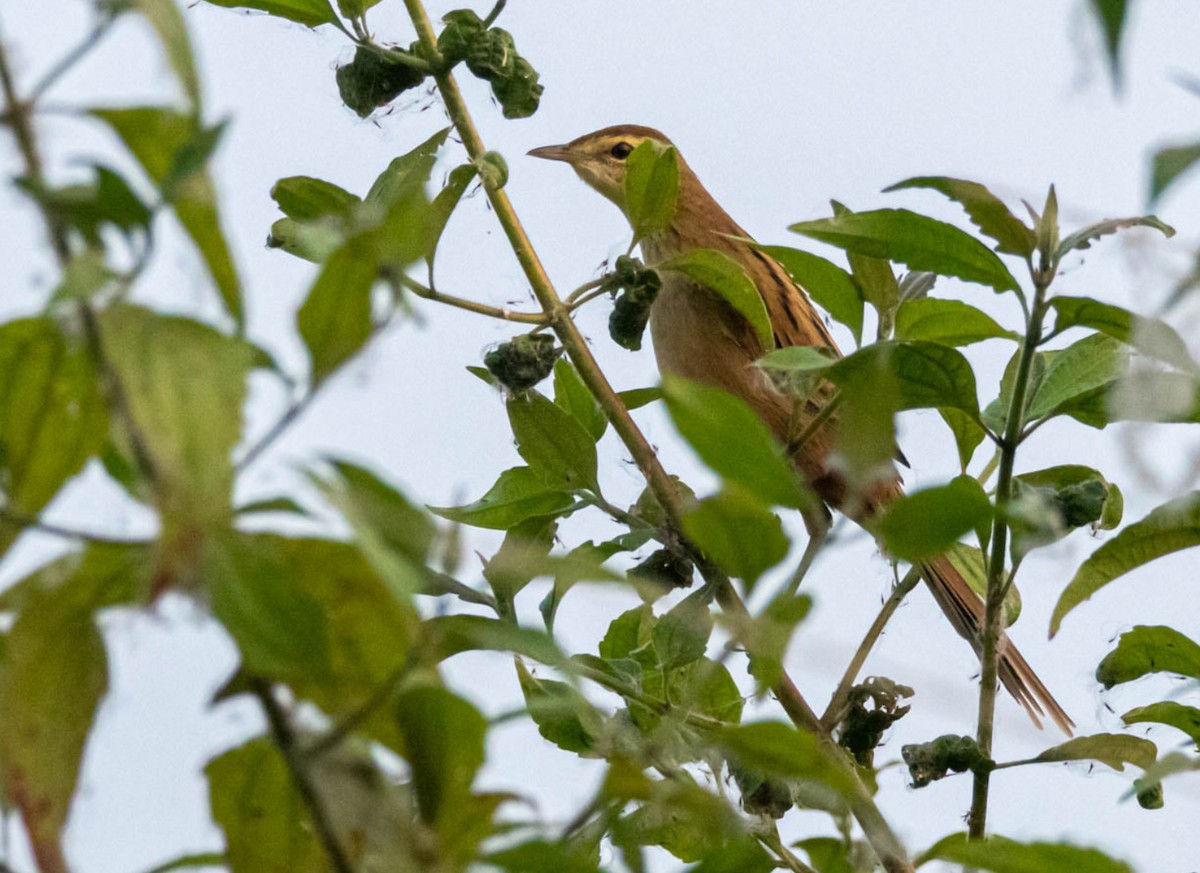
967, 277, 1049, 840
400, 4, 912, 867
395, 273, 548, 324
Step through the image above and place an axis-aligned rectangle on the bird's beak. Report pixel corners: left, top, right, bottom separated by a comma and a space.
527, 143, 574, 163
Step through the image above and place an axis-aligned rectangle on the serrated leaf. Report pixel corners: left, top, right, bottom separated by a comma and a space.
1051, 494, 1200, 635
93, 107, 242, 325
1033, 733, 1157, 772
682, 489, 788, 590
625, 140, 679, 241
1150, 141, 1200, 205
790, 208, 1020, 293
895, 297, 1017, 346
877, 476, 992, 561
507, 390, 599, 492
919, 833, 1132, 873
199, 0, 340, 27
1094, 625, 1200, 688
1049, 296, 1196, 373
758, 245, 864, 345
659, 249, 774, 350
661, 375, 808, 508
1122, 701, 1200, 747
429, 466, 573, 530
1057, 215, 1175, 258
885, 176, 1035, 257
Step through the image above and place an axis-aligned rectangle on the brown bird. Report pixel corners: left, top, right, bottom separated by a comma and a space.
531, 124, 1073, 734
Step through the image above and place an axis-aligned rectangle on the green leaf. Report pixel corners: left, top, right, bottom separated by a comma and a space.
1050, 494, 1200, 636
1122, 701, 1200, 748
1057, 215, 1175, 259
0, 319, 107, 541
1010, 465, 1122, 558
895, 297, 1017, 346
421, 614, 567, 668
884, 176, 1035, 257
554, 358, 607, 440
1027, 334, 1129, 420
296, 237, 378, 384
939, 407, 987, 472
659, 249, 774, 350
1087, 0, 1128, 85
204, 532, 332, 686
624, 140, 680, 241
1049, 296, 1196, 373
682, 489, 788, 589
1094, 625, 1200, 688
127, 0, 203, 109
1150, 141, 1200, 205
719, 722, 855, 795
0, 585, 107, 861
137, 852, 227, 873
516, 661, 600, 754
758, 245, 864, 345
619, 386, 662, 410
311, 459, 435, 599
1032, 733, 1157, 772
199, 0, 340, 28
101, 305, 251, 531
507, 390, 599, 492
662, 375, 809, 509
672, 657, 744, 724
541, 540, 626, 631
93, 107, 243, 325
944, 542, 1021, 626
652, 593, 714, 670
829, 340, 982, 419
919, 833, 1132, 873
877, 476, 992, 562
394, 686, 487, 824
235, 496, 309, 517
429, 466, 573, 530
789, 208, 1020, 293
0, 541, 154, 617
270, 176, 360, 221
426, 163, 479, 266
366, 128, 449, 206
206, 737, 325, 873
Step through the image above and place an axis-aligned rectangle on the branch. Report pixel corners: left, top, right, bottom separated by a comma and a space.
394, 273, 548, 324
251, 679, 355, 873
399, 4, 912, 868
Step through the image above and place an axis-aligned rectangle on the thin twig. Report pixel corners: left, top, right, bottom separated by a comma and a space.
821, 567, 922, 729
251, 679, 355, 873
303, 664, 411, 761
0, 509, 147, 546
28, 15, 115, 104
760, 824, 819, 873
395, 273, 548, 324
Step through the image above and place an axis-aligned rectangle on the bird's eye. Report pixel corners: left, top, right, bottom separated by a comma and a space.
610, 142, 633, 160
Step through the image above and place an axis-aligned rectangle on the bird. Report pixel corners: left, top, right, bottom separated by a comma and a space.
529, 124, 1073, 734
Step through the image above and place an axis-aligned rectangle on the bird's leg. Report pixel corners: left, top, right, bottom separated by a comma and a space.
784, 502, 832, 596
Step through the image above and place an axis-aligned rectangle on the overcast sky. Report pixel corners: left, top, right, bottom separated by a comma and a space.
2, 1, 1200, 871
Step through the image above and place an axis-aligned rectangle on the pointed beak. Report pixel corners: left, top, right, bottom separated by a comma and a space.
527, 143, 575, 163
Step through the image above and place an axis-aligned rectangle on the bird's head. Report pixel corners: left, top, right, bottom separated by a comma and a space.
528, 124, 674, 214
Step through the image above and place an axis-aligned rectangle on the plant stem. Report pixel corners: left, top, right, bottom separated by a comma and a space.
251, 680, 355, 873
400, 4, 913, 867
967, 276, 1049, 839
760, 824, 819, 873
821, 566, 922, 729
394, 273, 548, 324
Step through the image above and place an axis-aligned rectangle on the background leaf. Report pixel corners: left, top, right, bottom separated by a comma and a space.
681, 489, 788, 590
884, 176, 1035, 257
919, 833, 1132, 873
1032, 733, 1157, 772
877, 476, 992, 561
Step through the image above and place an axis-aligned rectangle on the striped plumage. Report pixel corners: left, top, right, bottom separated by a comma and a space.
531, 125, 1072, 733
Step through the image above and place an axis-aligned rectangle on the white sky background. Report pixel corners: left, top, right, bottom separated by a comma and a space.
2, 1, 1200, 871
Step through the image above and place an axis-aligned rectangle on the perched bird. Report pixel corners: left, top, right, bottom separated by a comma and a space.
530, 124, 1073, 733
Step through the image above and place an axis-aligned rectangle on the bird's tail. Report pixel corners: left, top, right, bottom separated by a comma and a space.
918, 553, 1074, 735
